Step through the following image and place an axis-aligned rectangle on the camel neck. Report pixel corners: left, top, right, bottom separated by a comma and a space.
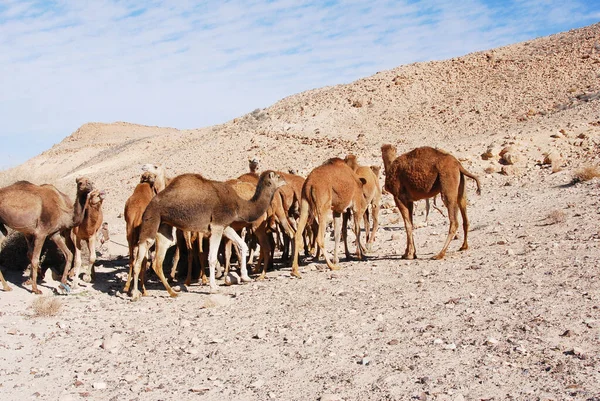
238, 178, 276, 223
72, 191, 89, 227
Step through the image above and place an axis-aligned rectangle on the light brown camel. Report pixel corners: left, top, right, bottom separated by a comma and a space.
381, 145, 481, 260
129, 171, 286, 300
291, 158, 368, 278
141, 164, 169, 192
237, 158, 260, 184
71, 189, 106, 286
223, 180, 272, 281
0, 177, 94, 294
123, 171, 158, 294
343, 155, 382, 253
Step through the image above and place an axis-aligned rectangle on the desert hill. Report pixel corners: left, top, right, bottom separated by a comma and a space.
1, 23, 598, 236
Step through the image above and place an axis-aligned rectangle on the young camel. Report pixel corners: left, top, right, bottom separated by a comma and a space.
381, 144, 481, 260
71, 189, 106, 286
0, 177, 94, 293
291, 158, 368, 278
123, 171, 159, 295
343, 155, 382, 253
129, 171, 286, 300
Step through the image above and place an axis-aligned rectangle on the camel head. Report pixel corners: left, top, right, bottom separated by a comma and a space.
140, 171, 157, 185
76, 177, 94, 194
381, 144, 398, 174
249, 157, 260, 173
257, 170, 286, 191
370, 165, 381, 178
87, 189, 106, 206
344, 154, 359, 172
141, 163, 164, 175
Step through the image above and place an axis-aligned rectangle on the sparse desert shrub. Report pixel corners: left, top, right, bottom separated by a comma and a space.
546, 210, 566, 225
572, 165, 600, 183
31, 296, 62, 317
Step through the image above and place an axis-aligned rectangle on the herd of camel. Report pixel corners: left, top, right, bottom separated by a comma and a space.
0, 144, 481, 299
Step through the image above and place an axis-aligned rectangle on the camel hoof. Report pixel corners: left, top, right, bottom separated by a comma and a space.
329, 265, 341, 271
23, 279, 33, 286
459, 245, 469, 251
33, 288, 43, 295
184, 280, 191, 287
256, 274, 266, 281
209, 286, 219, 293
431, 254, 445, 260
3, 285, 12, 292
168, 291, 178, 298
241, 275, 252, 283
224, 276, 232, 286
82, 274, 92, 283
130, 290, 141, 301
290, 271, 303, 279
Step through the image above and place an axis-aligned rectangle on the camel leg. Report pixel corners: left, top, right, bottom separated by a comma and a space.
369, 197, 380, 252
458, 177, 470, 251
363, 207, 371, 246
207, 226, 225, 292
51, 232, 75, 288
291, 199, 310, 278
223, 239, 233, 279
184, 232, 195, 287
71, 236, 83, 287
150, 225, 179, 297
396, 197, 417, 259
316, 210, 339, 271
0, 229, 13, 291
341, 211, 351, 260
255, 224, 271, 280
434, 196, 459, 260
28, 236, 45, 294
131, 241, 149, 301
352, 205, 365, 260
333, 212, 343, 265
223, 226, 250, 282
87, 236, 97, 282
123, 244, 137, 293
199, 240, 208, 285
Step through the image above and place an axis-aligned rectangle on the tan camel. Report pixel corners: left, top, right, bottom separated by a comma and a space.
0, 177, 94, 293
291, 158, 368, 278
141, 164, 169, 192
71, 189, 106, 286
237, 158, 260, 184
381, 145, 481, 260
223, 180, 272, 281
343, 155, 382, 253
123, 172, 158, 294
129, 170, 286, 300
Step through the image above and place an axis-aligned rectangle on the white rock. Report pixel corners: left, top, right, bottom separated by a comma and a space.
320, 393, 344, 401
486, 337, 499, 346
124, 374, 136, 383
433, 338, 444, 345
443, 343, 457, 350
250, 379, 265, 388
92, 382, 107, 390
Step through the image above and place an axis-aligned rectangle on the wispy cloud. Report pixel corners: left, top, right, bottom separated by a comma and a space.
0, 0, 598, 167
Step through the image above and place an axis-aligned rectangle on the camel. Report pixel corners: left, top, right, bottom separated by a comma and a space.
343, 155, 382, 253
381, 144, 481, 260
129, 170, 286, 300
141, 164, 169, 192
291, 158, 368, 278
0, 177, 94, 294
123, 171, 158, 294
71, 189, 106, 286
237, 158, 260, 184
223, 180, 272, 281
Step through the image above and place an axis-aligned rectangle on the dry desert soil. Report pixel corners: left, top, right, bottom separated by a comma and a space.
0, 23, 599, 401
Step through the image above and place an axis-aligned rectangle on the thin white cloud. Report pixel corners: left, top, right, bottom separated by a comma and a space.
0, 0, 598, 166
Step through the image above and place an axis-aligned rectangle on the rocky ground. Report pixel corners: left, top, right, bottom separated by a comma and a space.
0, 23, 599, 401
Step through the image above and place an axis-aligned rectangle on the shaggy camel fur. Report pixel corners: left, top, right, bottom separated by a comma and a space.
291, 158, 367, 278
72, 189, 106, 285
343, 155, 382, 253
381, 145, 481, 260
0, 177, 94, 293
123, 172, 158, 294
130, 171, 286, 300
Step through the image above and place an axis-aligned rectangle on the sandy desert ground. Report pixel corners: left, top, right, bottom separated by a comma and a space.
0, 23, 599, 401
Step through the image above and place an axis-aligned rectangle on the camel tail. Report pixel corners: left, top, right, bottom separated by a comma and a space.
459, 166, 481, 196
0, 222, 7, 237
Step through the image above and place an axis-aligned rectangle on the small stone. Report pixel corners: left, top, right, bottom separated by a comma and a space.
360, 357, 370, 365
433, 338, 444, 345
584, 319, 597, 328
253, 330, 267, 340
506, 249, 515, 256
180, 319, 191, 328
454, 395, 465, 401
92, 339, 103, 348
189, 387, 210, 394
391, 233, 402, 241
304, 336, 314, 345
210, 338, 224, 344
92, 382, 107, 390
443, 343, 456, 350
559, 330, 574, 337
56, 321, 67, 329
486, 337, 499, 346
514, 346, 527, 354
7, 328, 17, 335
250, 379, 265, 389
123, 374, 136, 383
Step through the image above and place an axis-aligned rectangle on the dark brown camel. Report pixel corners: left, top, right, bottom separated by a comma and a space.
291, 158, 368, 278
381, 145, 481, 260
72, 189, 106, 286
0, 177, 94, 293
129, 171, 286, 300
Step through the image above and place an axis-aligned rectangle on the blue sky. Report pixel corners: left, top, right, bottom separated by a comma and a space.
1, 0, 599, 168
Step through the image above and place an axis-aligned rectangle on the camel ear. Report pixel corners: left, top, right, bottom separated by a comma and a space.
268, 171, 275, 180
359, 177, 367, 185
98, 190, 107, 200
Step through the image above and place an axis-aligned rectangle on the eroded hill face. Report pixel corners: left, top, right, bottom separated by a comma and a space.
1, 23, 599, 236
